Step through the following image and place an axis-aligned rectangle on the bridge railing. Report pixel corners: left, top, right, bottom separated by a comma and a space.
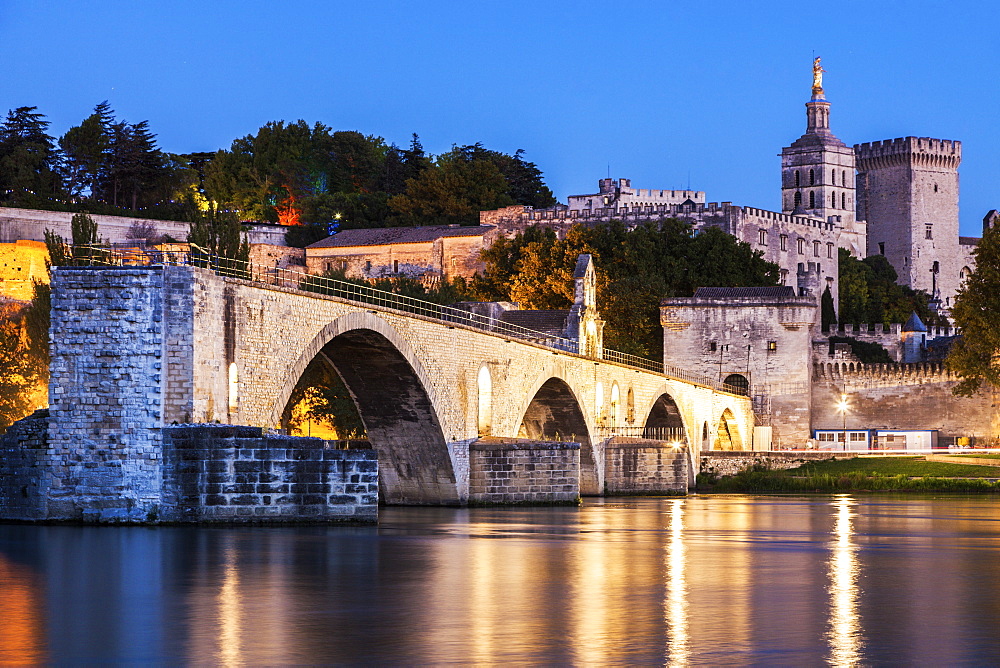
64, 244, 746, 394
595, 426, 688, 443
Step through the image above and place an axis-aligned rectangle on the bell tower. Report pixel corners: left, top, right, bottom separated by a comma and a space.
781, 58, 856, 228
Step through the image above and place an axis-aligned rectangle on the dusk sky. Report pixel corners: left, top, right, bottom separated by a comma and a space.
2, 0, 998, 235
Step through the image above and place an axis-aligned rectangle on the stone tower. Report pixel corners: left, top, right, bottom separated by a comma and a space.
780, 59, 857, 228
854, 137, 962, 306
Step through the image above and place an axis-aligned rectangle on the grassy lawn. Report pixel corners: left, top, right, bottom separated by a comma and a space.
948, 453, 1000, 460
788, 456, 1000, 478
702, 456, 1000, 493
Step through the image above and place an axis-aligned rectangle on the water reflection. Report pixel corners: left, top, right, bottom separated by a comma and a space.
2, 497, 1000, 664
665, 498, 688, 667
827, 495, 863, 666
0, 554, 46, 665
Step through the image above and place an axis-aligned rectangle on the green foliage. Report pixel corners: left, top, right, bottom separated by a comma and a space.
187, 209, 250, 269
284, 223, 329, 248
838, 248, 942, 326
948, 223, 1000, 396
706, 456, 1000, 493
0, 106, 62, 206
474, 220, 780, 357
281, 358, 366, 438
827, 336, 892, 364
0, 302, 40, 434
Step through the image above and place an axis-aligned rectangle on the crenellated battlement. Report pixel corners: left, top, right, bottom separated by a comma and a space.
854, 136, 962, 169
813, 360, 954, 382
481, 202, 839, 233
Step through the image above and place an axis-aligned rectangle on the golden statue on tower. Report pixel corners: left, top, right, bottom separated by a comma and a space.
812, 56, 825, 95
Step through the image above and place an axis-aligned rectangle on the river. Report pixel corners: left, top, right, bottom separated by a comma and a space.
1, 495, 999, 665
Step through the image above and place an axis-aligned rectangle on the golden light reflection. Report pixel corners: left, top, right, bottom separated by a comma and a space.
218, 547, 244, 668
827, 496, 863, 666
665, 499, 689, 667
0, 554, 46, 665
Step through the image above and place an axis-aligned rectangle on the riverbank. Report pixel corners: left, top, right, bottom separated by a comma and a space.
698, 456, 1000, 493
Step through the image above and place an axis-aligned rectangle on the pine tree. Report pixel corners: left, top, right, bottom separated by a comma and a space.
0, 106, 62, 205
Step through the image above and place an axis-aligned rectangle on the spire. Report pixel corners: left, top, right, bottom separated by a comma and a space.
805, 57, 831, 135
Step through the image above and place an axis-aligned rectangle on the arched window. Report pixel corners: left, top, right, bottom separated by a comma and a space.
842, 192, 846, 209
795, 170, 800, 187
724, 373, 750, 396
842, 170, 847, 185
831, 192, 836, 208
809, 191, 815, 208
794, 191, 802, 207
595, 381, 605, 420
809, 169, 815, 186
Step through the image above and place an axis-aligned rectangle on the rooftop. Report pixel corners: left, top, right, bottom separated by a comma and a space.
307, 225, 495, 249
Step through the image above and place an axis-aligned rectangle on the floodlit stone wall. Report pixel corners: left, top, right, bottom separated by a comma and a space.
811, 363, 996, 438
468, 438, 580, 504
603, 437, 689, 494
0, 239, 48, 301
161, 425, 377, 523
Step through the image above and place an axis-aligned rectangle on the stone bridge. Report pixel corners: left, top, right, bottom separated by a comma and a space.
47, 264, 753, 506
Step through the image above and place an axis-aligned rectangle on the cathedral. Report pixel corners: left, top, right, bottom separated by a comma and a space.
482, 59, 978, 320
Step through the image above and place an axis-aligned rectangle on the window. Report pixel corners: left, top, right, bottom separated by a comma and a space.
819, 432, 835, 442
709, 341, 717, 353
842, 192, 846, 209
779, 268, 788, 283
797, 238, 805, 254
809, 191, 815, 208
794, 191, 802, 207
365, 260, 372, 272
795, 170, 800, 187
758, 229, 767, 245
925, 225, 933, 239
842, 170, 847, 185
827, 243, 834, 258
831, 192, 836, 208
809, 169, 815, 186
780, 234, 787, 251
878, 242, 885, 255
814, 240, 821, 257
393, 259, 399, 273
767, 340, 777, 352
850, 432, 866, 442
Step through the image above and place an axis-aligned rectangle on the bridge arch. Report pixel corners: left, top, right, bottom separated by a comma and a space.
713, 408, 745, 451
642, 392, 687, 442
516, 373, 600, 495
271, 312, 459, 505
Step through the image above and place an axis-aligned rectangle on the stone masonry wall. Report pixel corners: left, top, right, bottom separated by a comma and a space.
468, 438, 580, 504
700, 451, 856, 478
0, 410, 49, 520
604, 437, 688, 494
47, 267, 166, 522
161, 425, 377, 523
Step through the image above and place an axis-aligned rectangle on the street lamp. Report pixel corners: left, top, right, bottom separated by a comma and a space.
836, 393, 849, 450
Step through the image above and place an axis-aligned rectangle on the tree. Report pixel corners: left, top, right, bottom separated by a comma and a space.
58, 104, 111, 198
474, 219, 780, 358
0, 302, 41, 434
948, 224, 1000, 396
838, 248, 942, 327
188, 208, 250, 266
0, 106, 62, 206
389, 148, 514, 226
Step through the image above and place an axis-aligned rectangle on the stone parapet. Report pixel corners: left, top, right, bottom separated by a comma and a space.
468, 437, 580, 504
700, 451, 855, 478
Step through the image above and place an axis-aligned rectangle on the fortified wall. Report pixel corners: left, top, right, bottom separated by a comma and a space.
810, 362, 997, 440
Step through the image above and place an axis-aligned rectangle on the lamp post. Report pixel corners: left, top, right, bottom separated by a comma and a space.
836, 393, 849, 450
